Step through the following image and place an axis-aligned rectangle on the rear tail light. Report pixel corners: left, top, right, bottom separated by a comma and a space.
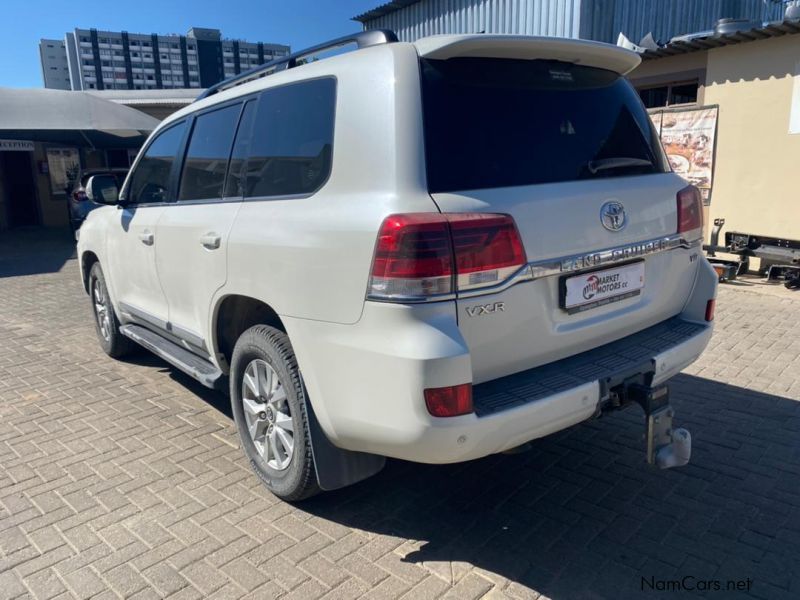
368, 213, 526, 301
370, 214, 454, 299
677, 185, 703, 235
449, 214, 527, 291
424, 383, 473, 417
705, 299, 716, 322
72, 190, 87, 202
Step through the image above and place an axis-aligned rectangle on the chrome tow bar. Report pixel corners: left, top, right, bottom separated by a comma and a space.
628, 384, 692, 469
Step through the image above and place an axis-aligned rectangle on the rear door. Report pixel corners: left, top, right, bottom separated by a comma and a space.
154, 99, 256, 356
419, 56, 701, 382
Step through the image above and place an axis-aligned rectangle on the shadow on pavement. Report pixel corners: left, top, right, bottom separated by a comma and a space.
292, 374, 800, 599
0, 227, 76, 278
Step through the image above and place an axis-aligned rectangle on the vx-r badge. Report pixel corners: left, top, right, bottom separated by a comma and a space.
465, 302, 505, 317
600, 201, 626, 232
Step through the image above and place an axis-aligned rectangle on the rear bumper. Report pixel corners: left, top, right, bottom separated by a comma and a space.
394, 317, 711, 464
284, 306, 713, 465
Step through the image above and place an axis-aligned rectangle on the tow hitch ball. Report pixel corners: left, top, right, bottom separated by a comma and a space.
628, 384, 692, 469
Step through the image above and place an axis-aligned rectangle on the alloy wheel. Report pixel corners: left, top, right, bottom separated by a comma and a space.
92, 279, 111, 341
241, 359, 294, 470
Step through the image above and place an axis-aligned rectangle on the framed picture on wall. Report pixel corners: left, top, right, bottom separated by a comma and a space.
46, 147, 81, 195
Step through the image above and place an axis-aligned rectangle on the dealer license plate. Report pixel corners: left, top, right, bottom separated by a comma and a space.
562, 261, 645, 314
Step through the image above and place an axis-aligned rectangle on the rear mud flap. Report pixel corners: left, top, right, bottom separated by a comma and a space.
305, 395, 386, 491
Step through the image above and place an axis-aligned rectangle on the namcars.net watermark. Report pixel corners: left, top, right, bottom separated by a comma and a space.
642, 575, 753, 593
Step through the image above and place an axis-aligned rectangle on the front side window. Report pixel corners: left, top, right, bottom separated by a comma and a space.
246, 78, 336, 198
178, 104, 241, 201
126, 121, 187, 204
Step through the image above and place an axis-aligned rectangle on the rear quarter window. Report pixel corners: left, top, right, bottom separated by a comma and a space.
421, 58, 668, 193
245, 78, 336, 198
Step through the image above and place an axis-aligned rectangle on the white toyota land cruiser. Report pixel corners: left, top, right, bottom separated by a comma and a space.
77, 31, 717, 500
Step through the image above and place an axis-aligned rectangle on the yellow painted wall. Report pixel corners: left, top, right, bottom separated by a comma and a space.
703, 35, 800, 239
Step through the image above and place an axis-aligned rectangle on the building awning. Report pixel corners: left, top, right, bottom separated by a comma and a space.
0, 87, 160, 147
641, 18, 800, 61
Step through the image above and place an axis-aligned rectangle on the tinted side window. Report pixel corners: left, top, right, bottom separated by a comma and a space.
128, 122, 187, 204
224, 100, 257, 198
178, 104, 241, 201
246, 78, 335, 198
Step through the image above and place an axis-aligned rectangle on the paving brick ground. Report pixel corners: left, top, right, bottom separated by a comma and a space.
1, 228, 799, 600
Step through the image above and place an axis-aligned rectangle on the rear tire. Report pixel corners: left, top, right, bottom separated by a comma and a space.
230, 325, 320, 501
88, 263, 135, 359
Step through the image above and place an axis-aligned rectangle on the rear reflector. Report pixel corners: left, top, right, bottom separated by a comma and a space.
677, 185, 703, 234
705, 299, 716, 322
368, 213, 526, 301
424, 383, 473, 417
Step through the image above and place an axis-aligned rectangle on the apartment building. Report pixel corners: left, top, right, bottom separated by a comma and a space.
39, 39, 71, 90
40, 27, 289, 91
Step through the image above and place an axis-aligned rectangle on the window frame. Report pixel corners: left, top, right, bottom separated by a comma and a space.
120, 119, 189, 206
173, 98, 251, 205
243, 76, 338, 203
637, 80, 699, 108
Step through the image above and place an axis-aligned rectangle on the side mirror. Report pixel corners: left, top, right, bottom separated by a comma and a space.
86, 175, 120, 205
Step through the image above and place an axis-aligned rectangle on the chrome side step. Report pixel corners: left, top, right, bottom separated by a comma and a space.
120, 324, 225, 390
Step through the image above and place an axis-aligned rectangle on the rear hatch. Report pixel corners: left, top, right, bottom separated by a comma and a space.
417, 38, 703, 383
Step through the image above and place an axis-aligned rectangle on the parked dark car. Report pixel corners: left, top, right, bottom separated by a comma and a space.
68, 168, 128, 230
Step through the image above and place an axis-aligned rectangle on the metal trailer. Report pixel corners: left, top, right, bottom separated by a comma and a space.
704, 218, 800, 289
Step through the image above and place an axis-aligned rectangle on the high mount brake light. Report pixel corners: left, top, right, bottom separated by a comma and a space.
677, 185, 703, 235
368, 213, 526, 301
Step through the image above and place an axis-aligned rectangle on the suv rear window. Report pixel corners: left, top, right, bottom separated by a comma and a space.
420, 58, 668, 193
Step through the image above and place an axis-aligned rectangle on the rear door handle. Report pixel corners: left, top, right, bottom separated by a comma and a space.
200, 232, 221, 250
139, 230, 154, 245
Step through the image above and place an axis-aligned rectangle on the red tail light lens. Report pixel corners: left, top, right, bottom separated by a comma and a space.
370, 214, 454, 299
677, 185, 703, 234
449, 214, 527, 291
705, 299, 716, 322
368, 213, 526, 300
424, 383, 473, 417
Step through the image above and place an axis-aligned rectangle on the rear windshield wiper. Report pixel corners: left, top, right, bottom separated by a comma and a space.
586, 157, 654, 175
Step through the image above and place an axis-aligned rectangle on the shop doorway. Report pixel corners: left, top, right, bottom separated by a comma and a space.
1, 151, 39, 227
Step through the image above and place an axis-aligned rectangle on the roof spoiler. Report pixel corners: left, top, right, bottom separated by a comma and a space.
414, 35, 641, 76
195, 29, 398, 102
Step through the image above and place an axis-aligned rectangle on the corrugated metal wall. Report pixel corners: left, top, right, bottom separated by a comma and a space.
361, 0, 583, 41
580, 0, 786, 44
360, 0, 786, 43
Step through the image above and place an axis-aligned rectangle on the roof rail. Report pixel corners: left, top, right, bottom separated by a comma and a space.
195, 29, 398, 101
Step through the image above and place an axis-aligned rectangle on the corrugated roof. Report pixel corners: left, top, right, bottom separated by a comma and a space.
353, 0, 422, 23
642, 18, 800, 60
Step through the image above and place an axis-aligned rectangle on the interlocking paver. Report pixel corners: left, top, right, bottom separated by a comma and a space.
1, 229, 800, 599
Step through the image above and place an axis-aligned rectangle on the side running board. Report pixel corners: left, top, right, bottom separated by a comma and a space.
119, 324, 225, 390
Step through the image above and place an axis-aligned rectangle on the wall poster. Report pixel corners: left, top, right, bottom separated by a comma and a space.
649, 106, 718, 205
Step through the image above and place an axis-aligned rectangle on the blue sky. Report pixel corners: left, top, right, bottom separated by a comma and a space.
1, 0, 383, 88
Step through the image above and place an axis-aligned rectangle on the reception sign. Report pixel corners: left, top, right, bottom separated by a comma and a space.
0, 139, 34, 151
